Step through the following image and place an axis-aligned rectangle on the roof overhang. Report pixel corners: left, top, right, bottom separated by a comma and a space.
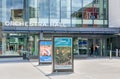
2, 26, 120, 35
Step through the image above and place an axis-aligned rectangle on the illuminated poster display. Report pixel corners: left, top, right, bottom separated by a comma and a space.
53, 37, 73, 72
39, 40, 52, 64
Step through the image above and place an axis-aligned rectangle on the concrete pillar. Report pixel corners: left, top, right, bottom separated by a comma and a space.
34, 35, 39, 56
2, 34, 6, 55
40, 32, 43, 40
102, 39, 107, 56
110, 50, 112, 59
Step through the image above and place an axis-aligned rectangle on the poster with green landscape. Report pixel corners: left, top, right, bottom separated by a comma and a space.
53, 37, 73, 72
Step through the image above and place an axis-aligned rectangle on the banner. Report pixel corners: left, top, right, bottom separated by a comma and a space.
39, 40, 52, 63
53, 37, 73, 72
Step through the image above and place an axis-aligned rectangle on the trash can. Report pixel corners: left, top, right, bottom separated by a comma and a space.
26, 52, 30, 60
23, 53, 26, 60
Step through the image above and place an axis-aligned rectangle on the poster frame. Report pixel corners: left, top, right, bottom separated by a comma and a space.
52, 36, 74, 72
38, 40, 52, 64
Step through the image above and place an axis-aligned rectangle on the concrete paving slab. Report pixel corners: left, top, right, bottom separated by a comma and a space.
30, 58, 120, 79
0, 58, 49, 79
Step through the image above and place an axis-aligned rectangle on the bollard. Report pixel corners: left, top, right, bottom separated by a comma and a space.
116, 49, 118, 57
119, 49, 120, 57
23, 53, 26, 60
110, 50, 112, 59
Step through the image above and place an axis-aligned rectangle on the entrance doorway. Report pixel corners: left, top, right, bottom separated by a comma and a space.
88, 39, 101, 56
78, 38, 88, 56
78, 37, 106, 57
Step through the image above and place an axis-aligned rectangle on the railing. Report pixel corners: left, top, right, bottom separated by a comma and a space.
109, 49, 120, 59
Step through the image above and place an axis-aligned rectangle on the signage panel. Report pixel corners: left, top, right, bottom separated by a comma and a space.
39, 40, 52, 64
53, 37, 73, 72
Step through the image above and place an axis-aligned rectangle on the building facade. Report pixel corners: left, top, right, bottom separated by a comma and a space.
0, 0, 120, 56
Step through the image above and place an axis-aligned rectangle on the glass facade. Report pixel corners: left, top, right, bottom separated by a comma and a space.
6, 0, 23, 21
0, 0, 2, 55
1, 0, 108, 27
0, 0, 111, 56
0, 0, 2, 22
72, 0, 82, 27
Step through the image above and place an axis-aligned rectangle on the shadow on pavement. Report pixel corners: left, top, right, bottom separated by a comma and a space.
33, 64, 51, 67
46, 72, 73, 76
0, 57, 29, 64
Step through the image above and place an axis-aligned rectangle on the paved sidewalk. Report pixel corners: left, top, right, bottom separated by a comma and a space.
30, 58, 120, 79
0, 58, 49, 79
1, 57, 120, 79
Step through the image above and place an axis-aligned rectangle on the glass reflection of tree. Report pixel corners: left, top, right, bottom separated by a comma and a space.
71, 0, 94, 27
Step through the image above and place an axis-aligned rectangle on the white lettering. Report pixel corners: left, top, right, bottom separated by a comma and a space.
4, 21, 65, 27
5, 21, 10, 26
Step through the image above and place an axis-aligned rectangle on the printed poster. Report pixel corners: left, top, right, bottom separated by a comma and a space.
53, 37, 73, 70
39, 40, 52, 63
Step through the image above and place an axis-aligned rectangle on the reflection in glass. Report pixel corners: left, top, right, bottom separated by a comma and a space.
71, 0, 82, 27
93, 0, 108, 27
83, 0, 94, 19
1, 0, 108, 28
1, 0, 24, 26
0, 1, 1, 8
61, 0, 71, 27
29, 0, 37, 18
38, 0, 49, 26
0, 0, 2, 22
103, 0, 108, 27
83, 0, 93, 27
50, 0, 60, 26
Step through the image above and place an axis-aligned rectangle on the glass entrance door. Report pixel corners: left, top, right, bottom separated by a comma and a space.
88, 38, 105, 57
78, 38, 88, 56
77, 37, 107, 57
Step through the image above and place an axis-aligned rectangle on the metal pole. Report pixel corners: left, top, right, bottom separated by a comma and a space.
119, 49, 120, 57
116, 49, 118, 57
110, 50, 112, 59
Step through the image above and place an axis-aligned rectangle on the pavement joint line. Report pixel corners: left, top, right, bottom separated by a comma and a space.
29, 61, 52, 79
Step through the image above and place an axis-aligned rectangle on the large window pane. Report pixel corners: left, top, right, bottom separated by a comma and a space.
103, 0, 108, 27
93, 0, 104, 27
38, 0, 49, 26
61, 12, 71, 27
29, 0, 38, 26
0, 1, 1, 8
50, 0, 60, 26
2, 0, 24, 26
7, 0, 23, 20
61, 0, 71, 27
71, 0, 82, 27
83, 0, 93, 27
0, 0, 2, 22
1, 0, 108, 28
94, 0, 103, 20
29, 0, 37, 18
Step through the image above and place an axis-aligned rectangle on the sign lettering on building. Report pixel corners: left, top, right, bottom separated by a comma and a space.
4, 21, 65, 27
